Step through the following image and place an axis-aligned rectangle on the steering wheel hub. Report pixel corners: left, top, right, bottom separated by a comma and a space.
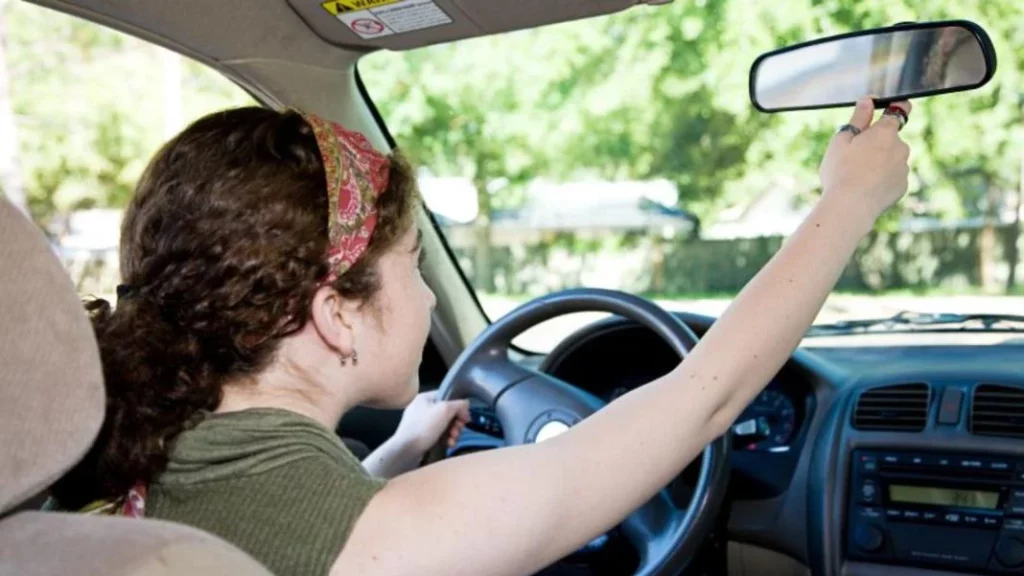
533, 418, 573, 443
525, 409, 579, 443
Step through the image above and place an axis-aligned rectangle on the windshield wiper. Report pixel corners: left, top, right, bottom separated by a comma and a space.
807, 311, 1024, 336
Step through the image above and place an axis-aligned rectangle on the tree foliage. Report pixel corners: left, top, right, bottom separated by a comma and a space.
6, 0, 1024, 244
2, 1, 252, 225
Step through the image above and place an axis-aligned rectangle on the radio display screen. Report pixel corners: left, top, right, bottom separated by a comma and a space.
888, 484, 1000, 510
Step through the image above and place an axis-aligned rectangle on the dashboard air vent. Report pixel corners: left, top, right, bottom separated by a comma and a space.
853, 383, 930, 432
970, 384, 1024, 438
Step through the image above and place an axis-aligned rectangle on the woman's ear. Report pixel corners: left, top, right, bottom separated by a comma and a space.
308, 286, 362, 356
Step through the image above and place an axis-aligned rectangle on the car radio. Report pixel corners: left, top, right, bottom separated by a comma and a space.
848, 450, 1024, 573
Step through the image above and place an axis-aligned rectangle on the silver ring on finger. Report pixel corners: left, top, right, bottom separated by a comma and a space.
836, 123, 861, 137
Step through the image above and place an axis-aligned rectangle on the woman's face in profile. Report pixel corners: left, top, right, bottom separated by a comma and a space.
357, 225, 436, 409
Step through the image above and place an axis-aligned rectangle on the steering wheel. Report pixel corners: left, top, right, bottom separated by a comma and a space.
425, 288, 730, 575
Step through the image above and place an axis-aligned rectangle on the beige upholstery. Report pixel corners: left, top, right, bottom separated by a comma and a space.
0, 512, 272, 576
0, 198, 273, 576
0, 199, 105, 513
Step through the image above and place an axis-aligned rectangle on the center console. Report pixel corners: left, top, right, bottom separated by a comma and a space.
848, 450, 1024, 573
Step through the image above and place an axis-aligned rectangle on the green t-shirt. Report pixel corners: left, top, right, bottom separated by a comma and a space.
147, 408, 385, 576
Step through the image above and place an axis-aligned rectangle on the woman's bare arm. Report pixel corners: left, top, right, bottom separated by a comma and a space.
334, 99, 911, 576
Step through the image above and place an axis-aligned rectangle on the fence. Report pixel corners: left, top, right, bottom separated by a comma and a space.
63, 222, 1024, 299
449, 223, 1024, 296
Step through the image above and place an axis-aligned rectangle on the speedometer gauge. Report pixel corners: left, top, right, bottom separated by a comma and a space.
733, 389, 797, 452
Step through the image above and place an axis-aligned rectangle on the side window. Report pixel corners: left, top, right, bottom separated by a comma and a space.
1, 2, 254, 296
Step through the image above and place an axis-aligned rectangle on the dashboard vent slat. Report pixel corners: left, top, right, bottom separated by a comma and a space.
970, 384, 1024, 438
853, 383, 930, 432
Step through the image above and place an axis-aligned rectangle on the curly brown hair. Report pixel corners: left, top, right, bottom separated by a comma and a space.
54, 107, 419, 506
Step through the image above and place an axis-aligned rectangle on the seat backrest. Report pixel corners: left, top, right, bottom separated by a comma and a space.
0, 199, 273, 576
0, 512, 274, 576
0, 200, 105, 513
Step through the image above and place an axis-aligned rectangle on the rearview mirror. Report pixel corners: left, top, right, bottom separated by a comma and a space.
750, 21, 997, 112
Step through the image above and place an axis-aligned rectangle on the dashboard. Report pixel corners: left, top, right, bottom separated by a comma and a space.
538, 318, 817, 501
344, 306, 1024, 575
542, 323, 810, 454
525, 311, 1024, 576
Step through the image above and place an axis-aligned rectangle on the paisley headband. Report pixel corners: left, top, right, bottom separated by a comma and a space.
116, 112, 389, 301
300, 111, 391, 284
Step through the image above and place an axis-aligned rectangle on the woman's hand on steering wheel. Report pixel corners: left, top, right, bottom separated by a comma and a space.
395, 391, 471, 455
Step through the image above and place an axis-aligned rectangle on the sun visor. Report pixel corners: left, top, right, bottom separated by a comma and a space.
289, 0, 663, 51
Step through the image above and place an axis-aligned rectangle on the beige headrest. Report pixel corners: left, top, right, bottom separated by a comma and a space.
0, 512, 273, 576
0, 199, 105, 513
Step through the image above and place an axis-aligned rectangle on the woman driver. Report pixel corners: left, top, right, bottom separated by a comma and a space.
57, 98, 910, 576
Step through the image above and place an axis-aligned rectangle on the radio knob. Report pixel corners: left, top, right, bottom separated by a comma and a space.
853, 523, 885, 553
995, 536, 1024, 568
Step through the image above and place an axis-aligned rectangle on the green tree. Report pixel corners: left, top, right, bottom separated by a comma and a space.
361, 2, 774, 289
538, 1, 767, 214
5, 1, 252, 226
362, 35, 562, 291
763, 0, 1024, 290
0, 0, 26, 215
13, 0, 1024, 298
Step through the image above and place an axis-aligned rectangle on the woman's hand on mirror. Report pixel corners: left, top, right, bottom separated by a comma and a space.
819, 96, 912, 226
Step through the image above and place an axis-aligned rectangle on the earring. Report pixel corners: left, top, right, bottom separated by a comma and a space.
340, 349, 359, 367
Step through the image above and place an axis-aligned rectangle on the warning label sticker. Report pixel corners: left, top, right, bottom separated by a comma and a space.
322, 0, 453, 40
320, 0, 401, 15
371, 0, 451, 33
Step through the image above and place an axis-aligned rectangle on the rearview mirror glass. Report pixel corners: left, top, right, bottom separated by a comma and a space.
750, 21, 996, 112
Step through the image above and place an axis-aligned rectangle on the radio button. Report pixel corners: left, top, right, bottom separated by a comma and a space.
995, 536, 1024, 568
853, 523, 885, 553
859, 479, 878, 504
938, 388, 963, 425
858, 454, 878, 473
887, 509, 903, 519
859, 507, 883, 520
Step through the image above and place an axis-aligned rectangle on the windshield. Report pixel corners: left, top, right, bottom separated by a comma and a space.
361, 3, 1024, 352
